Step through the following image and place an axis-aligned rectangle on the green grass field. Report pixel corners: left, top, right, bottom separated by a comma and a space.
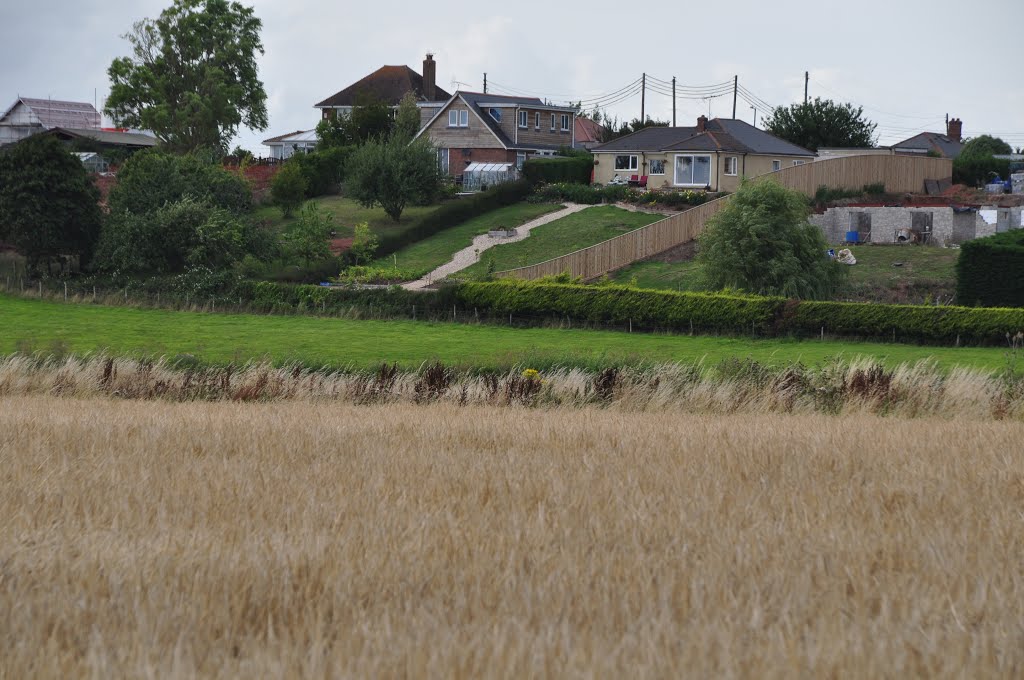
371, 203, 562, 273
1, 295, 1010, 372
251, 196, 438, 239
461, 206, 663, 277
611, 244, 960, 303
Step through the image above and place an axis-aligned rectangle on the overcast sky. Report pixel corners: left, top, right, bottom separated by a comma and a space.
3, 0, 1022, 153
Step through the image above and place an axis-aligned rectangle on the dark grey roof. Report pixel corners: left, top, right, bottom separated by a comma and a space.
892, 132, 963, 159
47, 127, 158, 147
592, 118, 815, 156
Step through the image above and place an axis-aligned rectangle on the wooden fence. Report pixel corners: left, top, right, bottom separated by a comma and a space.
496, 155, 952, 281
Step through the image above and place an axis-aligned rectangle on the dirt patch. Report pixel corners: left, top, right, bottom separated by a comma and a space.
645, 240, 697, 264
329, 238, 353, 256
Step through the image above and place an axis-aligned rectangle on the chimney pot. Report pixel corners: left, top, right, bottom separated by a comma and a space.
947, 117, 962, 141
697, 115, 708, 132
423, 54, 437, 102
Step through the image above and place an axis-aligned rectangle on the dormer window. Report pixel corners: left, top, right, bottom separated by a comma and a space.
448, 109, 469, 127
489, 108, 502, 122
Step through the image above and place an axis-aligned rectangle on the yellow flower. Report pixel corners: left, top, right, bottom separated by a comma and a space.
522, 369, 540, 380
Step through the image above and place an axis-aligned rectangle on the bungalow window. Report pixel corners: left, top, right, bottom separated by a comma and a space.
674, 155, 711, 186
489, 108, 502, 122
550, 114, 556, 131
518, 111, 528, 128
792, 160, 805, 166
448, 109, 468, 127
771, 159, 781, 171
614, 155, 638, 171
724, 156, 738, 176
535, 112, 540, 129
560, 114, 570, 131
649, 159, 666, 175
516, 152, 527, 170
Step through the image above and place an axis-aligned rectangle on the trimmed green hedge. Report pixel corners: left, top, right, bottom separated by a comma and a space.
952, 155, 1011, 187
457, 280, 785, 334
522, 156, 593, 185
375, 180, 534, 257
956, 230, 1024, 308
456, 280, 1024, 345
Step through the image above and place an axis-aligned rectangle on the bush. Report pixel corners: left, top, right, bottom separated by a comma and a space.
289, 146, 354, 197
270, 162, 307, 217
522, 155, 593, 185
345, 134, 439, 222
456, 280, 785, 334
375, 179, 534, 257
107, 150, 252, 216
953, 155, 1011, 187
698, 179, 845, 300
956, 230, 1024, 307
531, 183, 712, 208
283, 203, 333, 266
334, 265, 426, 284
455, 280, 1024, 345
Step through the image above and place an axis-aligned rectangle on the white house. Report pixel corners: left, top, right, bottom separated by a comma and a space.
262, 129, 318, 160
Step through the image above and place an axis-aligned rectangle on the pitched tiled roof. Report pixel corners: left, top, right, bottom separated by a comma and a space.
2, 98, 101, 129
592, 118, 814, 156
47, 127, 157, 147
315, 65, 451, 108
892, 132, 963, 159
574, 116, 605, 143
263, 129, 311, 144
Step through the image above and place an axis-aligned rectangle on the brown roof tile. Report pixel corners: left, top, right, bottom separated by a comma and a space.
315, 65, 451, 108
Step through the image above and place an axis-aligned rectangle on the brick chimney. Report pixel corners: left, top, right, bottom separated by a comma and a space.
697, 115, 708, 132
947, 117, 962, 141
422, 54, 437, 101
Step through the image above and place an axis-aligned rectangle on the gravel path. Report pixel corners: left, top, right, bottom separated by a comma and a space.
402, 203, 590, 289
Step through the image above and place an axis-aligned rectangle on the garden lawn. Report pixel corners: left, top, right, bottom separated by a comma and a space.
461, 206, 663, 277
1, 295, 1009, 372
371, 203, 562, 273
252, 196, 438, 240
611, 244, 960, 303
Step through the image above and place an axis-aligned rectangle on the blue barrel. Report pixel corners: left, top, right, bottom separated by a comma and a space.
845, 230, 859, 243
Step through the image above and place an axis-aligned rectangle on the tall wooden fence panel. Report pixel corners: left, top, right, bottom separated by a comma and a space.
496, 155, 952, 281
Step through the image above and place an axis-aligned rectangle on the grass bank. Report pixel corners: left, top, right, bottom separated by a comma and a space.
252, 195, 438, 239
1, 294, 1012, 371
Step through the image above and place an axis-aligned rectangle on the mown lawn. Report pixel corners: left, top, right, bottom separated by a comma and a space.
372, 203, 562, 273
251, 196, 438, 240
1, 295, 1010, 372
461, 206, 663, 277
611, 244, 960, 303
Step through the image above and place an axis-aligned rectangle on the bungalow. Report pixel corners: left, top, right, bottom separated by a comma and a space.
262, 129, 318, 160
0, 97, 101, 146
413, 91, 577, 177
817, 119, 965, 161
591, 116, 814, 191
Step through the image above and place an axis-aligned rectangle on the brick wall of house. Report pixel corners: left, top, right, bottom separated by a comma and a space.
445, 147, 515, 176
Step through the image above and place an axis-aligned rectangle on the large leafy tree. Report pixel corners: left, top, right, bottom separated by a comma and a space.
315, 93, 395, 148
0, 136, 103, 273
959, 135, 1013, 159
105, 0, 268, 153
763, 98, 876, 152
696, 179, 845, 299
345, 134, 439, 222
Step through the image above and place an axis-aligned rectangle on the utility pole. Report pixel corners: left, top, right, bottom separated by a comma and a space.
672, 77, 676, 126
804, 71, 809, 104
483, 73, 487, 94
732, 75, 738, 119
641, 73, 646, 123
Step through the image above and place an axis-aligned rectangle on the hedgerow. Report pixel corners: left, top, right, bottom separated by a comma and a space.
956, 230, 1024, 308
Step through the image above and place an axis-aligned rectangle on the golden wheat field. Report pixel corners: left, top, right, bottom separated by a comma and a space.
2, 396, 1023, 678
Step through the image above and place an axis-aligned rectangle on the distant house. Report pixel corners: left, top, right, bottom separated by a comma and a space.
574, 116, 606, 150
262, 129, 317, 160
414, 91, 577, 177
891, 119, 964, 159
591, 116, 814, 191
314, 54, 452, 129
40, 126, 157, 152
0, 97, 101, 146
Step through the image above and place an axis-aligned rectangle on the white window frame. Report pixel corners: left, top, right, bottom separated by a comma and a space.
550, 114, 556, 131
673, 154, 712, 187
614, 155, 638, 172
560, 114, 570, 131
771, 159, 781, 171
437, 148, 449, 174
724, 156, 738, 176
516, 152, 527, 170
792, 159, 806, 166
488, 108, 501, 122
649, 159, 666, 175
448, 109, 469, 128
534, 112, 540, 129
518, 111, 528, 129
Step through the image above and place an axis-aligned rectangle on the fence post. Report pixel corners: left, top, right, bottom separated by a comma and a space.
629, 318, 632, 333
452, 305, 456, 322
39, 281, 43, 297
93, 286, 96, 301
64, 282, 68, 302
413, 304, 416, 320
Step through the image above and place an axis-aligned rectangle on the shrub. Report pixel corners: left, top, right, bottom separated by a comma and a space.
956, 230, 1024, 307
334, 265, 426, 284
375, 179, 534, 257
953, 155, 1011, 187
270, 162, 307, 217
345, 134, 439, 222
283, 203, 333, 266
289, 146, 354, 197
107, 150, 252, 216
522, 155, 593, 185
0, 135, 103, 272
698, 179, 845, 300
